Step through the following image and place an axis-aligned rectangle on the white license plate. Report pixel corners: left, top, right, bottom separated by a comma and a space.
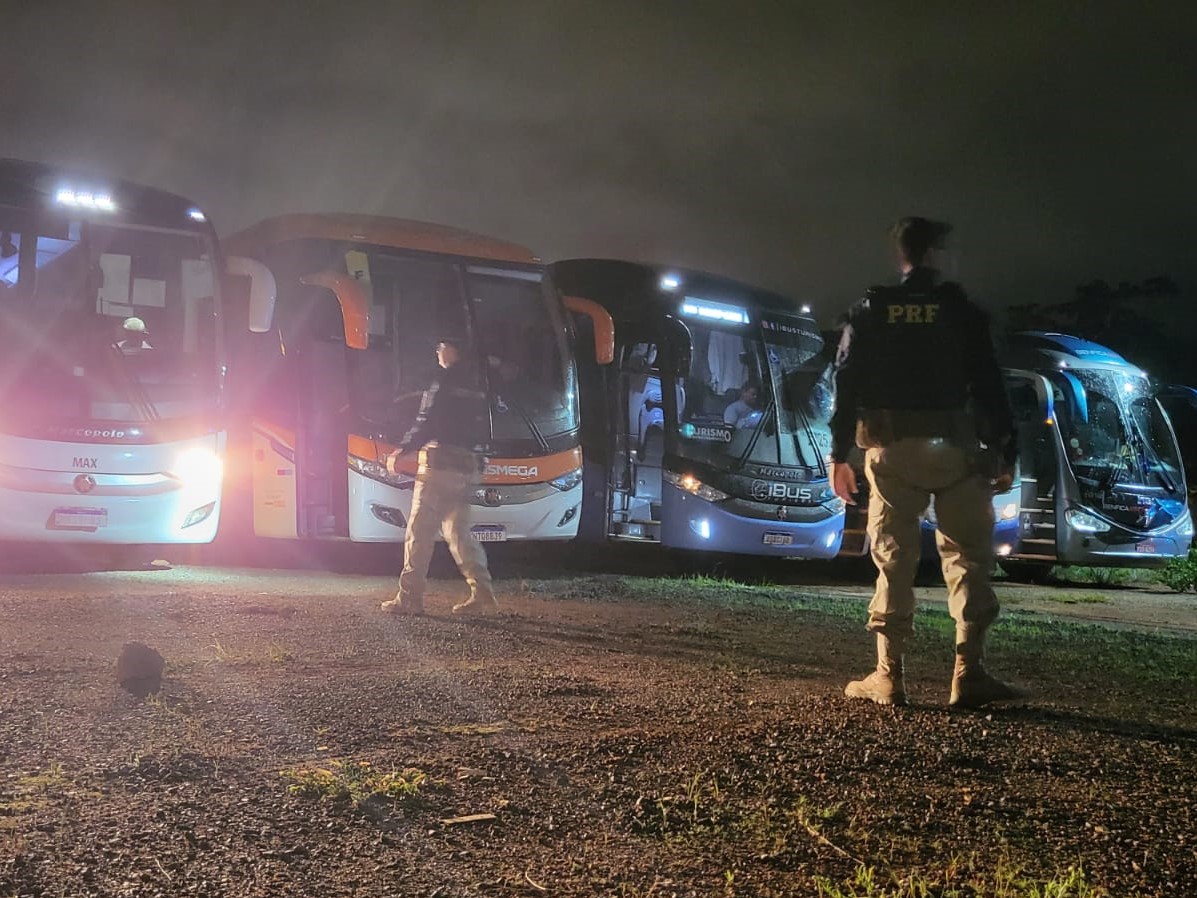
53, 507, 108, 530
1134, 540, 1157, 554
762, 531, 793, 546
471, 525, 507, 543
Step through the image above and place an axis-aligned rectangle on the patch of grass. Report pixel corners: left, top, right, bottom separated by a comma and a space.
1041, 592, 1111, 605
12, 761, 68, 792
0, 762, 69, 818
1051, 566, 1139, 588
1154, 547, 1197, 593
813, 861, 1107, 897
438, 722, 507, 736
281, 759, 427, 806
204, 638, 294, 665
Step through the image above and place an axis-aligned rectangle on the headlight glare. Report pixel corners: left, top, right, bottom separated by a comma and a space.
1064, 507, 1111, 534
170, 447, 223, 492
549, 467, 583, 491
665, 470, 730, 503
348, 454, 412, 488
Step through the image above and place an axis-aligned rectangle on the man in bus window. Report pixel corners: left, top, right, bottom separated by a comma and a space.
117, 317, 153, 352
723, 383, 762, 429
830, 217, 1027, 709
381, 337, 497, 616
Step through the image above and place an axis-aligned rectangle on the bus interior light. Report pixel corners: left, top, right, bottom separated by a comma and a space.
659, 274, 681, 292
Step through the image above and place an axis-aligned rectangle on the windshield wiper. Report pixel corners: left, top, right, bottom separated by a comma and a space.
731, 395, 776, 471
108, 343, 160, 423
1124, 409, 1177, 493
782, 366, 828, 478
494, 394, 549, 453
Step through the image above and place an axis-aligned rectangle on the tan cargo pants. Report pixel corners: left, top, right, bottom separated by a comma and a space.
864, 438, 999, 640
396, 457, 495, 608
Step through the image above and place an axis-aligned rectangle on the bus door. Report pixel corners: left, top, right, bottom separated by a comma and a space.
609, 338, 667, 539
1004, 370, 1060, 563
290, 282, 353, 538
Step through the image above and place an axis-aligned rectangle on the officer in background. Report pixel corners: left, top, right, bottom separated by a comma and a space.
830, 217, 1028, 709
381, 337, 498, 616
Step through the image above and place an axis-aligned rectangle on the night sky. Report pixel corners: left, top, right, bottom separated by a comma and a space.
5, 2, 1196, 321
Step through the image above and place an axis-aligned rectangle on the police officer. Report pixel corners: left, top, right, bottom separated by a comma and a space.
381, 337, 498, 616
830, 217, 1027, 709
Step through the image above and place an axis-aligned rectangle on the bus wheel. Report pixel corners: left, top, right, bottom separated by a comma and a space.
998, 559, 1054, 584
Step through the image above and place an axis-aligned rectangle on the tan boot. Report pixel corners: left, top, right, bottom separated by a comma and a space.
949, 656, 1030, 708
380, 596, 423, 615
451, 587, 498, 616
949, 627, 1029, 709
845, 634, 907, 706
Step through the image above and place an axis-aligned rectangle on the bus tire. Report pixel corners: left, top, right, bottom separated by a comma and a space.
998, 559, 1054, 584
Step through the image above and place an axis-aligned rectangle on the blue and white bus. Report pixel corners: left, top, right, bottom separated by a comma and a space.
1000, 332, 1192, 576
551, 259, 844, 558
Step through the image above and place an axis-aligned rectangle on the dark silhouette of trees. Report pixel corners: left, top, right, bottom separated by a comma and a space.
1004, 276, 1192, 385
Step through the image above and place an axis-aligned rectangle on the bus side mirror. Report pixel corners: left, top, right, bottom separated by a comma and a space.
300, 271, 369, 350
662, 315, 692, 377
226, 256, 277, 334
562, 295, 615, 364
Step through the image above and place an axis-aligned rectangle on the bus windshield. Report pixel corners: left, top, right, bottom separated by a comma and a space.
1050, 368, 1185, 495
261, 239, 577, 455
672, 313, 830, 472
0, 211, 220, 430
466, 266, 576, 450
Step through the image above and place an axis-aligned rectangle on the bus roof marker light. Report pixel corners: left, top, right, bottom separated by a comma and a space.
660, 274, 681, 292
801, 304, 812, 314
188, 208, 206, 222
55, 187, 117, 212
680, 297, 749, 325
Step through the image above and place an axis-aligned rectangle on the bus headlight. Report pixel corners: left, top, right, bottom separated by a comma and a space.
1064, 507, 1111, 534
665, 471, 729, 503
549, 467, 583, 491
348, 454, 412, 489
170, 447, 223, 493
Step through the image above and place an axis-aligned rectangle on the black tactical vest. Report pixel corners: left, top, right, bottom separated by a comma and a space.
851, 271, 972, 412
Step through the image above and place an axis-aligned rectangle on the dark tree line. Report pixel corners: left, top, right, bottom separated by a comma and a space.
1005, 276, 1194, 386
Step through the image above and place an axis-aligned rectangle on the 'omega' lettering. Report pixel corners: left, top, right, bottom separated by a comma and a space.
485, 464, 539, 479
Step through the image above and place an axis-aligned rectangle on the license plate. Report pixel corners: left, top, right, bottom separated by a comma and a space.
762, 531, 793, 546
471, 525, 507, 543
53, 507, 108, 530
1135, 540, 1157, 553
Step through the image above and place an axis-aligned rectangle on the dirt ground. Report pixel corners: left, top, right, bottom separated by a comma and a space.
1, 549, 1195, 897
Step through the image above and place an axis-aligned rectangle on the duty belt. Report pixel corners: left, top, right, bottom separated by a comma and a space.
418, 443, 484, 475
856, 408, 973, 448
